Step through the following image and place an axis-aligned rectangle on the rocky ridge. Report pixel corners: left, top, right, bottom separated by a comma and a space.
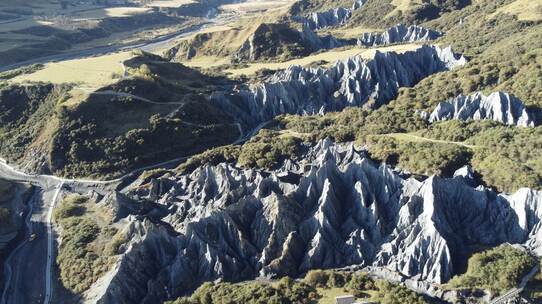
295, 0, 367, 30
427, 92, 541, 127
357, 24, 442, 47
233, 23, 344, 62
86, 139, 542, 303
212, 45, 467, 127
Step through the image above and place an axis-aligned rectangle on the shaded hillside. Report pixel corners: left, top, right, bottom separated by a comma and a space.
0, 52, 241, 179
164, 20, 345, 64
349, 0, 472, 28
0, 11, 182, 67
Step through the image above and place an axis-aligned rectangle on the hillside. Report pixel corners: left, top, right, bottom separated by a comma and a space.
0, 0, 541, 303
0, 52, 241, 178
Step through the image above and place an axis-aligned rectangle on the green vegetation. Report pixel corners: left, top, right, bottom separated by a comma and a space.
167, 278, 319, 304
54, 194, 124, 293
176, 129, 304, 174
448, 244, 537, 295
366, 135, 472, 176
237, 130, 303, 169
349, 0, 470, 29
370, 280, 426, 304
177, 145, 241, 174
179, 112, 540, 192
0, 53, 243, 179
418, 121, 542, 191
168, 269, 426, 304
523, 260, 542, 302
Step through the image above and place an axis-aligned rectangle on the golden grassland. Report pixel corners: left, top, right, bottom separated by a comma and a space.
220, 0, 295, 13
10, 51, 133, 87
146, 0, 195, 8
72, 7, 152, 19
385, 0, 423, 18
490, 0, 542, 22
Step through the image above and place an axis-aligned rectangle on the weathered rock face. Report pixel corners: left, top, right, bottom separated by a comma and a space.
357, 24, 442, 47
296, 0, 367, 30
212, 45, 466, 127
428, 92, 540, 127
89, 139, 542, 303
233, 23, 344, 63
302, 7, 353, 30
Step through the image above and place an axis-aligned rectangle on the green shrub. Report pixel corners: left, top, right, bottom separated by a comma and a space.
345, 273, 376, 297
448, 245, 537, 295
169, 280, 318, 304
238, 129, 303, 169
370, 280, 426, 304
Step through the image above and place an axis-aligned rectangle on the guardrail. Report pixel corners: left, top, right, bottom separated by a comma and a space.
489, 264, 539, 304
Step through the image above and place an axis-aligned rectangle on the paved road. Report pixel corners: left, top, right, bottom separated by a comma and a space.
0, 114, 268, 304
1, 189, 55, 304
490, 264, 540, 304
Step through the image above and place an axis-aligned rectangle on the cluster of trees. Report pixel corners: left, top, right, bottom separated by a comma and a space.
237, 130, 303, 169
448, 244, 537, 295
366, 135, 472, 177
49, 66, 239, 178
169, 270, 426, 304
349, 0, 469, 29
177, 129, 305, 174
54, 194, 119, 293
168, 278, 319, 304
417, 120, 542, 192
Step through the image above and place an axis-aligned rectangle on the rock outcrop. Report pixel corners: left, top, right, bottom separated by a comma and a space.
428, 92, 540, 127
296, 0, 367, 30
212, 45, 467, 127
233, 23, 344, 62
357, 24, 442, 47
89, 139, 542, 303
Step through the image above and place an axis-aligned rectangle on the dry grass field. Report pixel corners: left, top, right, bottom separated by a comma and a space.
146, 0, 195, 8
385, 0, 423, 18
490, 0, 542, 22
10, 51, 133, 87
72, 7, 152, 19
220, 0, 295, 13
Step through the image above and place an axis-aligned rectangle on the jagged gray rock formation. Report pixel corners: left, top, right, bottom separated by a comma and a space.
428, 92, 540, 127
357, 24, 443, 47
87, 139, 542, 303
301, 7, 352, 30
212, 45, 467, 127
295, 0, 366, 30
